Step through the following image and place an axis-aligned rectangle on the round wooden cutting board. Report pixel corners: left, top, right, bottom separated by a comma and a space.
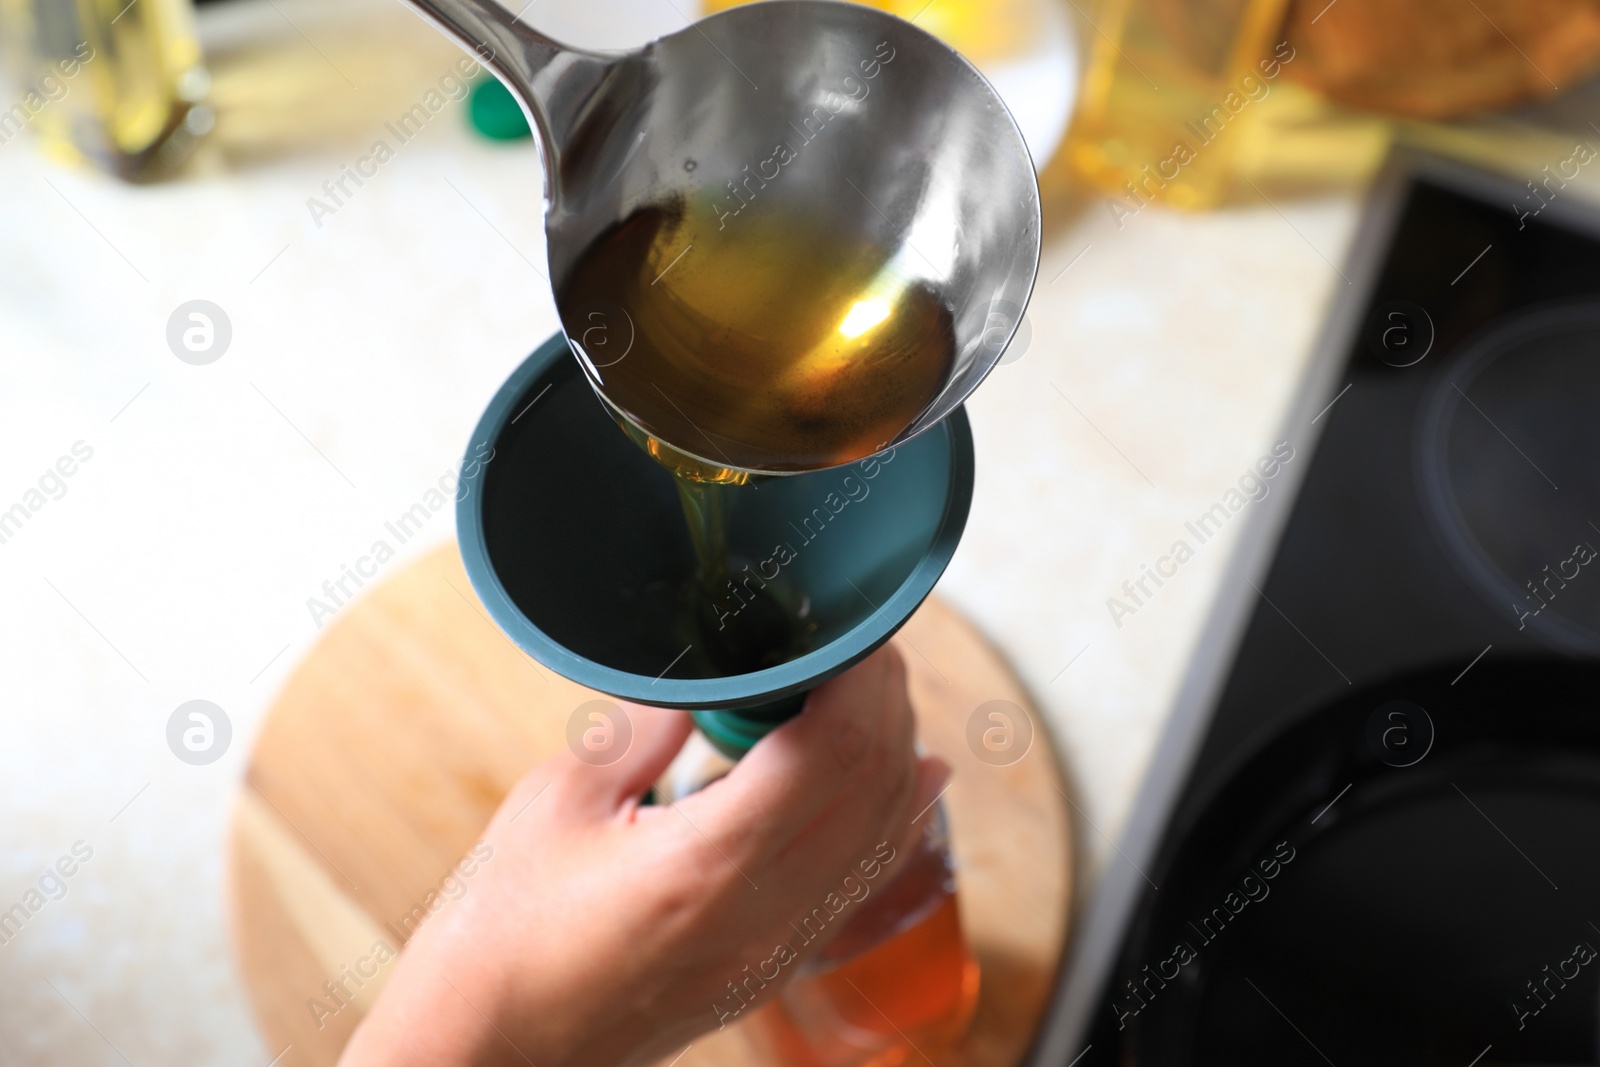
228, 543, 1072, 1067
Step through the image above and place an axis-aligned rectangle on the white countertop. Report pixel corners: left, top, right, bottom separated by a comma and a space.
0, 0, 1360, 1060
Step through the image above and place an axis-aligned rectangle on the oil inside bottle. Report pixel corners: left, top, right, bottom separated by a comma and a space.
751, 808, 981, 1067
660, 731, 981, 1067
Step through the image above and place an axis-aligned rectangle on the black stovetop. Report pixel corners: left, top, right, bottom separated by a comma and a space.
1065, 153, 1600, 1067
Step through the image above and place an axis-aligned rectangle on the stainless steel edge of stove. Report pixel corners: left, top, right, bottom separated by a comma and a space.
1026, 151, 1425, 1065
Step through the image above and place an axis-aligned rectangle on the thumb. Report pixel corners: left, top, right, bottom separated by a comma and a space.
562, 701, 693, 810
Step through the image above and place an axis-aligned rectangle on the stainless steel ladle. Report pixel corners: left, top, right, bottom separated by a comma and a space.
403, 0, 1041, 473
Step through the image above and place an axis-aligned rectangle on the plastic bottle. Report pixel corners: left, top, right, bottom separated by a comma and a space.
659, 717, 980, 1067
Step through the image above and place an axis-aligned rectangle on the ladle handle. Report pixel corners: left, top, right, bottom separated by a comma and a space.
400, 0, 610, 188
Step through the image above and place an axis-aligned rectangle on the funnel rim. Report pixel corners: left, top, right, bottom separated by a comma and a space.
456, 333, 974, 709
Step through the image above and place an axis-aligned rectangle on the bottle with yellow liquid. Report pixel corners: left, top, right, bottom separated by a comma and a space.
1063, 0, 1292, 210
0, 0, 210, 177
659, 731, 979, 1067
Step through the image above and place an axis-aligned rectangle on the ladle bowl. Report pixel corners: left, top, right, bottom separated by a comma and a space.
404, 0, 1040, 474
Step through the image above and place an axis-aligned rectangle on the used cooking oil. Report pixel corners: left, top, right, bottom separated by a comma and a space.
556, 201, 955, 483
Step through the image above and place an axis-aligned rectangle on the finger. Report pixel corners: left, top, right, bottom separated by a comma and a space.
773, 748, 946, 902
562, 703, 693, 811
485, 754, 563, 836
680, 644, 917, 863
747, 755, 949, 968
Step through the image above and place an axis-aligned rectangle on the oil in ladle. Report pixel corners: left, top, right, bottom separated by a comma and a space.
559, 200, 956, 479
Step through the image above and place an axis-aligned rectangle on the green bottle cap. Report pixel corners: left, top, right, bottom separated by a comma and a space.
691, 693, 808, 759
468, 78, 532, 141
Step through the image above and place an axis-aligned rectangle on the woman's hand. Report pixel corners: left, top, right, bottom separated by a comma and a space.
340, 645, 948, 1067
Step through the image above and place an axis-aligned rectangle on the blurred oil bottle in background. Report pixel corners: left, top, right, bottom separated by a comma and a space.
1064, 0, 1291, 208
701, 0, 1048, 71
0, 0, 211, 178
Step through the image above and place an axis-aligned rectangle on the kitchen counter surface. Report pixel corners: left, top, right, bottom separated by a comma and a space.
0, 0, 1368, 1060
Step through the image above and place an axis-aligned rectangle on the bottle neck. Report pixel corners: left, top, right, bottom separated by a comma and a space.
691, 692, 807, 759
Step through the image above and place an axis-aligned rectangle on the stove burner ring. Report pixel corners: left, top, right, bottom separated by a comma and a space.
1417, 302, 1600, 654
